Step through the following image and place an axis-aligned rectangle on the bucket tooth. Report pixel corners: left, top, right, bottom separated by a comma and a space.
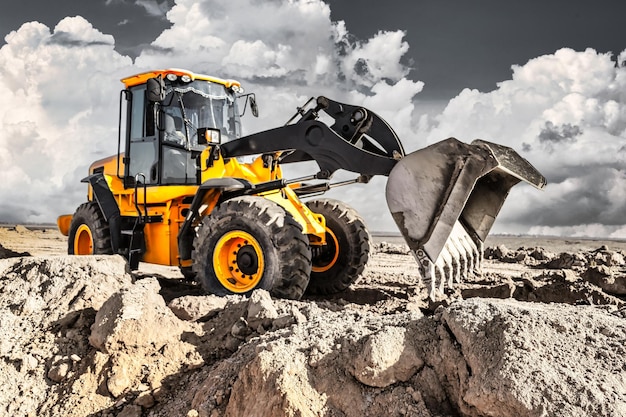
444, 239, 461, 286
419, 220, 483, 299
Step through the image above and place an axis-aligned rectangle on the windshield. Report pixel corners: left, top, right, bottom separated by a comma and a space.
161, 80, 241, 148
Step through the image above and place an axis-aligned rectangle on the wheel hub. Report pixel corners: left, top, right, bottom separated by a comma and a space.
74, 224, 94, 255
237, 245, 258, 275
213, 231, 265, 293
312, 228, 339, 273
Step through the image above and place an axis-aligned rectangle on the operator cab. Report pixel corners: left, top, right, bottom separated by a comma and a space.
119, 69, 244, 187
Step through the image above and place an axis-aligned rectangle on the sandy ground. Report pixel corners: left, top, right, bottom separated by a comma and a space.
2, 225, 626, 263
2, 225, 625, 292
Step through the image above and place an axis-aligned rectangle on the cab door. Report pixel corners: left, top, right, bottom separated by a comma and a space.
125, 84, 159, 187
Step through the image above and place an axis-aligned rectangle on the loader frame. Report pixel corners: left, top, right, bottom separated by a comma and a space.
59, 69, 403, 272
59, 68, 546, 301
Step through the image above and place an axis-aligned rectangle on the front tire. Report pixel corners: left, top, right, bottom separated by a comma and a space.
68, 202, 113, 255
192, 196, 311, 299
305, 199, 371, 295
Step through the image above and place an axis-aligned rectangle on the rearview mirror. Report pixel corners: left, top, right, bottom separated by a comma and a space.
147, 76, 165, 102
250, 95, 259, 118
239, 93, 259, 118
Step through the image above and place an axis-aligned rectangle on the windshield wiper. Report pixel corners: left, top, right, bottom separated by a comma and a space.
176, 92, 193, 150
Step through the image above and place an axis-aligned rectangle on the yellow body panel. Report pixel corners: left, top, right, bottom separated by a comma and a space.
121, 69, 241, 90
263, 188, 326, 241
58, 69, 326, 267
66, 145, 325, 268
57, 215, 72, 236
198, 148, 326, 240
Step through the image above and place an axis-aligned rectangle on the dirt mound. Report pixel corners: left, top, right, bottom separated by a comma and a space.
1, 238, 625, 417
189, 298, 626, 417
0, 255, 132, 415
0, 242, 30, 258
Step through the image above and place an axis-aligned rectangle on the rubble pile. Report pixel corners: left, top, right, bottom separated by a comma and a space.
0, 235, 625, 416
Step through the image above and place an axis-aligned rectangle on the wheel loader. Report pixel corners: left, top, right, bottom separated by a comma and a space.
57, 69, 546, 300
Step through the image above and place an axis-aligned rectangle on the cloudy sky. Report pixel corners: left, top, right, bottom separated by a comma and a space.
1, 0, 625, 239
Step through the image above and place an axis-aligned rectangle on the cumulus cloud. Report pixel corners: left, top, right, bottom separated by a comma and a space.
0, 17, 132, 222
418, 48, 626, 238
106, 0, 172, 18
133, 0, 423, 152
136, 0, 172, 17
538, 121, 583, 146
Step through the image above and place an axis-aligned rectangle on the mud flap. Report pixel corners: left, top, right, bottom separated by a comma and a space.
385, 138, 546, 299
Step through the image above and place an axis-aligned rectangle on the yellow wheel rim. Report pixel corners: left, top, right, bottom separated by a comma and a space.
213, 231, 264, 293
74, 224, 94, 255
312, 227, 340, 273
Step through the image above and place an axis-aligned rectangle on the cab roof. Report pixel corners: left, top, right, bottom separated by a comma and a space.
121, 68, 241, 89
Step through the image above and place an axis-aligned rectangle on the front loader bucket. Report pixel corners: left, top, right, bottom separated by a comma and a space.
385, 138, 546, 299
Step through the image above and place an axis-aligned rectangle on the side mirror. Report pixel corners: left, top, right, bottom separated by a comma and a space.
239, 93, 259, 118
250, 95, 259, 118
147, 76, 165, 102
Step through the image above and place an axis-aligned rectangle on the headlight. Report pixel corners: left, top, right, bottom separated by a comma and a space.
166, 73, 178, 81
181, 74, 192, 83
207, 129, 221, 143
197, 127, 221, 145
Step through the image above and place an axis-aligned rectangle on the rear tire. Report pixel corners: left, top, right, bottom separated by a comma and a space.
68, 202, 113, 255
192, 196, 311, 300
305, 199, 371, 295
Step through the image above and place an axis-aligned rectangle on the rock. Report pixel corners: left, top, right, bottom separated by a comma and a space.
107, 365, 132, 398
291, 306, 307, 324
592, 249, 625, 267
543, 252, 587, 269
193, 309, 434, 417
246, 289, 278, 330
376, 242, 410, 255
485, 244, 510, 260
134, 391, 155, 408
21, 354, 39, 372
4, 233, 626, 417
350, 326, 423, 387
14, 225, 29, 234
514, 252, 527, 262
0, 256, 132, 416
117, 404, 142, 417
436, 299, 626, 417
271, 314, 296, 330
47, 362, 70, 383
168, 295, 228, 321
583, 266, 626, 295
89, 278, 180, 353
189, 298, 626, 417
529, 247, 555, 261
0, 256, 132, 392
86, 277, 203, 402
230, 317, 250, 339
